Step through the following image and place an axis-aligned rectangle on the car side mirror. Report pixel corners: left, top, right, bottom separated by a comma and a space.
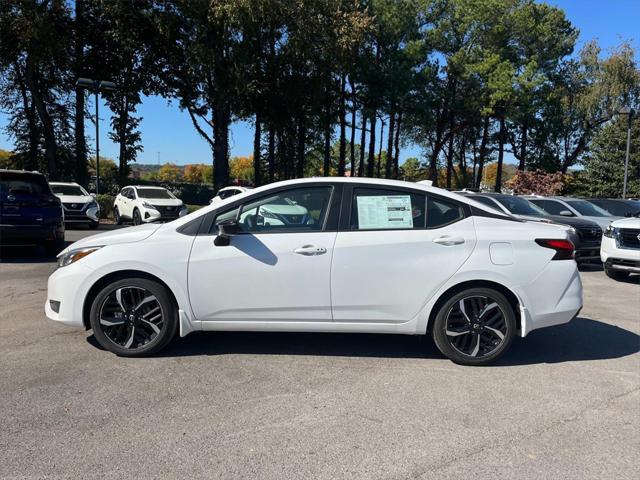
559, 210, 573, 217
214, 219, 241, 246
90, 193, 96, 198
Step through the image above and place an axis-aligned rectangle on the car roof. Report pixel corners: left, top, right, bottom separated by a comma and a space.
49, 181, 81, 186
128, 185, 167, 190
0, 169, 45, 177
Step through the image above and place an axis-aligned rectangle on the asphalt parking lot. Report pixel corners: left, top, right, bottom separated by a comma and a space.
1, 226, 638, 480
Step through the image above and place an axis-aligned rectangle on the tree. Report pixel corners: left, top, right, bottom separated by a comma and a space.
88, 156, 118, 193
157, 162, 182, 182
183, 163, 209, 183
229, 155, 253, 183
506, 169, 566, 195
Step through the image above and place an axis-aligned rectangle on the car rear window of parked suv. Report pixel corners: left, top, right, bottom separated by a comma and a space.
0, 172, 49, 195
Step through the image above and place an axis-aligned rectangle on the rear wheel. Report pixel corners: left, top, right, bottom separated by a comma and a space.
89, 278, 178, 357
431, 288, 515, 366
605, 268, 629, 281
113, 207, 122, 225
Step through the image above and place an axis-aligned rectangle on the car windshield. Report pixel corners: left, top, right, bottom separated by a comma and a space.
51, 184, 88, 196
565, 200, 610, 217
0, 172, 49, 195
136, 188, 174, 199
494, 196, 546, 216
589, 200, 635, 216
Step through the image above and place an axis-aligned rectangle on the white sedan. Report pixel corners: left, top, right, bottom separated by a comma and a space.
45, 178, 583, 365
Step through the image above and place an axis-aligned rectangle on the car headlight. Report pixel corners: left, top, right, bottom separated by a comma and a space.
603, 225, 617, 238
57, 247, 102, 268
142, 201, 157, 210
568, 226, 577, 235
87, 200, 99, 209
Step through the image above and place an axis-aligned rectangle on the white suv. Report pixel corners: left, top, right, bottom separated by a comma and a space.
601, 216, 640, 280
113, 186, 188, 225
50, 182, 100, 229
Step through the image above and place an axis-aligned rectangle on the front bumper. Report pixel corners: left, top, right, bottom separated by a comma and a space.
601, 235, 640, 267
45, 262, 93, 327
141, 206, 188, 223
63, 206, 99, 223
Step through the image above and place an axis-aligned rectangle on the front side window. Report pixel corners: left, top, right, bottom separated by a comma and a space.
237, 187, 332, 233
495, 196, 546, 216
350, 188, 425, 230
531, 199, 572, 216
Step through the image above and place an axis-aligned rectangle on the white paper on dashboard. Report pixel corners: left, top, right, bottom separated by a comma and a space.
356, 195, 413, 229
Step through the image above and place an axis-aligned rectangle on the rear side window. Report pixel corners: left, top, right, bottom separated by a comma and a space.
427, 197, 464, 228
350, 188, 426, 230
531, 199, 570, 216
0, 172, 49, 195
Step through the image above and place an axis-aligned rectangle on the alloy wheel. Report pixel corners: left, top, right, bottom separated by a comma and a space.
444, 295, 508, 358
98, 286, 164, 350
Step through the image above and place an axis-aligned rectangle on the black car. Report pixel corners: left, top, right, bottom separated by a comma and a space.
0, 170, 65, 254
456, 192, 603, 264
585, 198, 640, 218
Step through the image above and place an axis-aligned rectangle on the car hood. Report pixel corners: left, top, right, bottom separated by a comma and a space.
580, 216, 620, 230
58, 223, 162, 256
544, 215, 601, 228
56, 194, 93, 204
143, 198, 183, 207
610, 217, 640, 228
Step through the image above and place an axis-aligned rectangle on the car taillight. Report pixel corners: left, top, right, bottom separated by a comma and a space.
535, 239, 575, 260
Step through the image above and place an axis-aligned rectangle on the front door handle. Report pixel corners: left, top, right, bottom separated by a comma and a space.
294, 245, 327, 256
433, 236, 465, 246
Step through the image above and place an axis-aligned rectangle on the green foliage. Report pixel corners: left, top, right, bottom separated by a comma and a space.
88, 157, 119, 194
95, 194, 115, 219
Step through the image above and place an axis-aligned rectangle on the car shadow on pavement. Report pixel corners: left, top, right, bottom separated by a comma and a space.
91, 316, 638, 365
0, 244, 68, 264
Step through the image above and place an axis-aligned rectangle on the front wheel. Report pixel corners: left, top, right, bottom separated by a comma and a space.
113, 206, 122, 225
89, 278, 178, 357
133, 208, 142, 226
89, 220, 99, 229
431, 288, 515, 366
605, 268, 629, 281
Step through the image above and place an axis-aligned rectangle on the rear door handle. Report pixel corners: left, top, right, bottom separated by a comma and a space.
433, 236, 465, 246
294, 245, 327, 256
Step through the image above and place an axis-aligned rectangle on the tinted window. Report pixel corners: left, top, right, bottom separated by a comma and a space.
351, 188, 425, 230
0, 172, 49, 195
137, 188, 174, 199
588, 199, 632, 216
531, 199, 572, 216
238, 187, 332, 233
565, 200, 610, 217
51, 184, 87, 196
472, 196, 503, 211
427, 197, 464, 228
494, 196, 546, 216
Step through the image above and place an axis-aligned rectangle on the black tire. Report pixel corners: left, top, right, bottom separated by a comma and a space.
133, 208, 142, 226
44, 239, 65, 256
113, 206, 122, 225
431, 287, 516, 366
605, 268, 629, 281
89, 277, 178, 357
89, 220, 99, 229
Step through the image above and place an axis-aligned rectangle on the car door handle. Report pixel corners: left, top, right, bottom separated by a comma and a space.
433, 236, 465, 246
294, 245, 327, 256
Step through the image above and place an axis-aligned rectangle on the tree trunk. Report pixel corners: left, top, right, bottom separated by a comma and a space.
117, 98, 130, 184
376, 118, 384, 178
296, 112, 306, 178
385, 109, 395, 179
268, 124, 275, 182
253, 113, 262, 186
393, 111, 402, 178
446, 130, 454, 189
14, 63, 39, 171
358, 113, 366, 177
367, 110, 376, 177
518, 121, 527, 171
494, 113, 506, 193
476, 116, 490, 189
213, 104, 230, 190
349, 84, 356, 176
323, 88, 331, 176
25, 58, 57, 179
338, 73, 347, 176
74, 0, 87, 186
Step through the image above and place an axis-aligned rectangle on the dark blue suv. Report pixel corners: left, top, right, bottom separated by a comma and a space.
0, 170, 65, 254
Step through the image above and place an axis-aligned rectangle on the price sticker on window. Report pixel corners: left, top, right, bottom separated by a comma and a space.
356, 195, 413, 229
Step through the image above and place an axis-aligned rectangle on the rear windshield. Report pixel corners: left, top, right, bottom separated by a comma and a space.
565, 200, 610, 217
0, 172, 50, 195
136, 188, 174, 199
494, 196, 546, 216
51, 184, 88, 196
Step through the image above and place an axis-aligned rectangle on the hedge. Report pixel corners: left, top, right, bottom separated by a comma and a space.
95, 194, 115, 219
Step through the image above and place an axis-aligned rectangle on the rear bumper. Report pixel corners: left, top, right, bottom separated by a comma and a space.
0, 222, 64, 245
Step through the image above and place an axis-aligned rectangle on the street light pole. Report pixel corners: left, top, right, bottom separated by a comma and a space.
75, 78, 116, 194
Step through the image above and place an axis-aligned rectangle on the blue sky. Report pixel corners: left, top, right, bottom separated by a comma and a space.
1, 0, 638, 166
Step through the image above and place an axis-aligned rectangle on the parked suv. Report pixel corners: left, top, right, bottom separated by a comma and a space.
113, 186, 188, 225
210, 186, 252, 205
585, 198, 640, 218
523, 196, 621, 231
601, 216, 640, 280
0, 170, 64, 254
456, 192, 603, 264
50, 182, 100, 229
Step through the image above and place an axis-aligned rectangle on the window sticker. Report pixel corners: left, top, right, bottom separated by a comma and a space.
356, 195, 413, 229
